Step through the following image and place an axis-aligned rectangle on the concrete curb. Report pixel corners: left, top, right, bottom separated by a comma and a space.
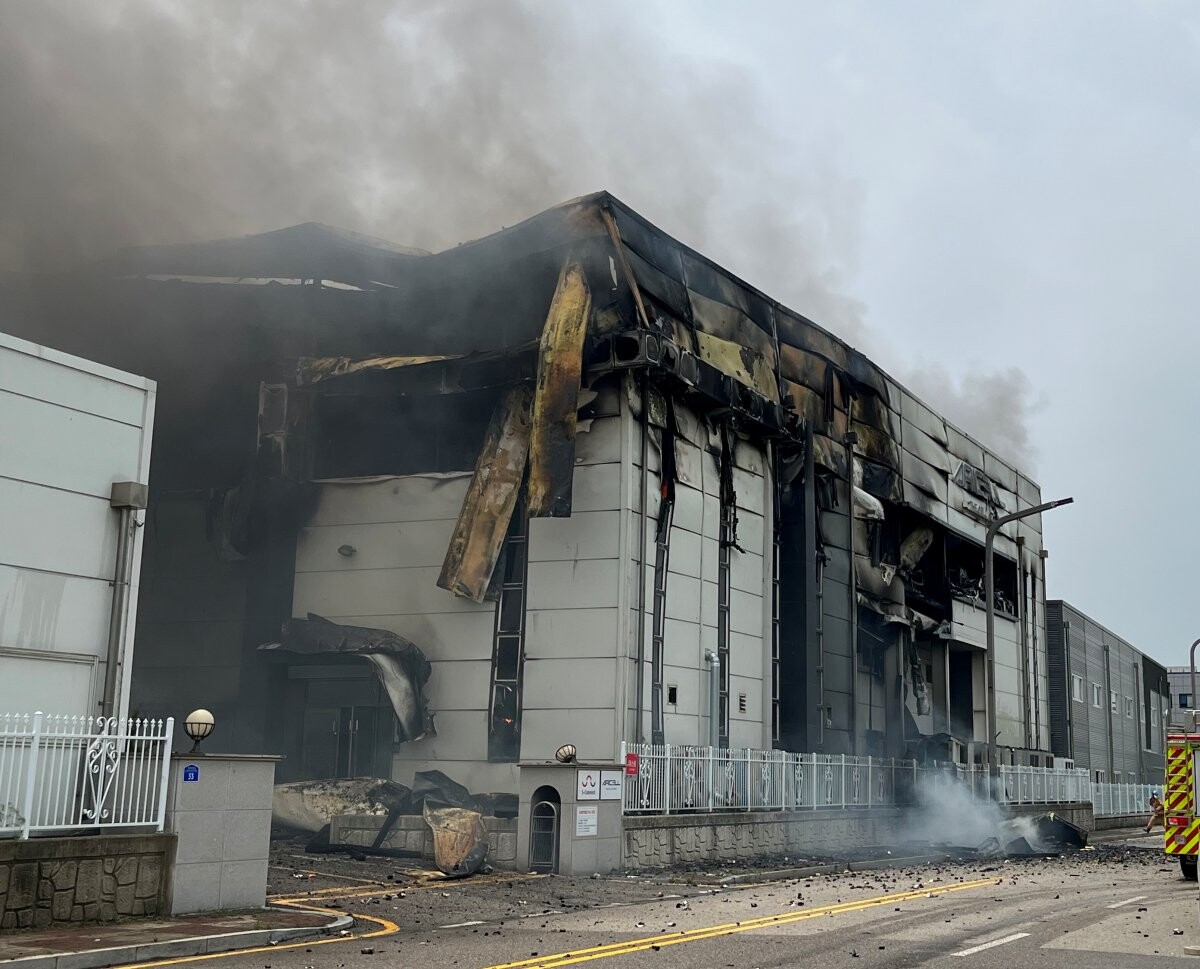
718, 853, 952, 885
1, 913, 355, 969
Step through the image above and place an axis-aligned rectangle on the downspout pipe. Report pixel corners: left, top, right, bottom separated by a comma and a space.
102, 481, 149, 721
705, 650, 721, 749
985, 496, 1073, 785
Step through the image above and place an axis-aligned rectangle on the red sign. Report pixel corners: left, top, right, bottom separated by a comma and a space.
624, 753, 639, 776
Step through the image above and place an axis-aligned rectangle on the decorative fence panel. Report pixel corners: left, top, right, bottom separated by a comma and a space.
0, 713, 174, 839
622, 742, 1146, 819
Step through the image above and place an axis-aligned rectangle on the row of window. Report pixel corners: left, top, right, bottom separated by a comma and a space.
1070, 674, 1136, 717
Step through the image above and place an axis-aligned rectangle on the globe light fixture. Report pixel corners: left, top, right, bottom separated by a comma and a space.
184, 708, 215, 752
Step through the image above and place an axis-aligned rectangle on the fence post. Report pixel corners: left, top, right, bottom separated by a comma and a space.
866, 757, 872, 809
663, 745, 672, 815
155, 717, 175, 832
19, 712, 44, 840
840, 754, 846, 810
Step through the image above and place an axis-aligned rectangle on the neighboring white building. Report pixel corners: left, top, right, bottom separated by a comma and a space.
0, 331, 155, 719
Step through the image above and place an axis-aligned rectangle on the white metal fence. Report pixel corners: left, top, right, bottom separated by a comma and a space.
0, 712, 174, 839
997, 765, 1092, 805
1091, 782, 1157, 818
621, 743, 1153, 819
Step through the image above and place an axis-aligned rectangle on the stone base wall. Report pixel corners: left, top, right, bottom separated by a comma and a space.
0, 833, 174, 929
1006, 801, 1095, 831
622, 809, 905, 869
331, 814, 518, 869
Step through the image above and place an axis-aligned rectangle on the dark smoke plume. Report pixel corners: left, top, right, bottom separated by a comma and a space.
0, 0, 1035, 465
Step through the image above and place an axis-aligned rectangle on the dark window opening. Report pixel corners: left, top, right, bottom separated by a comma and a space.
312, 388, 499, 478
488, 499, 528, 762
667, 685, 678, 705
946, 534, 1018, 617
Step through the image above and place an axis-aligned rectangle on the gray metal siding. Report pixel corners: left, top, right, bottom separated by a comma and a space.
1046, 601, 1069, 758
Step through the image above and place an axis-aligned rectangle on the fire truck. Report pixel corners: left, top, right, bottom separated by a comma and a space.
1164, 733, 1200, 880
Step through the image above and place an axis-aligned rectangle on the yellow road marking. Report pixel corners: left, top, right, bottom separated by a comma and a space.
110, 898, 398, 969
269, 865, 390, 886
270, 871, 544, 905
482, 878, 1000, 969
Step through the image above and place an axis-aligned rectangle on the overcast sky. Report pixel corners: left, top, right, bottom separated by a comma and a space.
3, 1, 1197, 662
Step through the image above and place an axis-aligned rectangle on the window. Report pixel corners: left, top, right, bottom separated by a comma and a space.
1092, 683, 1103, 708
1125, 696, 1135, 719
1072, 675, 1084, 702
667, 685, 678, 706
1093, 770, 1105, 783
487, 502, 528, 762
1181, 694, 1193, 709
1110, 691, 1118, 714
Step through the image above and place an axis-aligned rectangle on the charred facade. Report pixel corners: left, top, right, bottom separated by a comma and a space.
1, 194, 1052, 793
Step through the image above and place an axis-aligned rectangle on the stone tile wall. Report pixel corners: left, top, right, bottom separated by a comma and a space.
330, 814, 518, 868
622, 809, 905, 868
0, 833, 173, 928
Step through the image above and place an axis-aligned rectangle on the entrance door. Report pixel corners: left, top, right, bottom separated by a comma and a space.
298, 671, 394, 779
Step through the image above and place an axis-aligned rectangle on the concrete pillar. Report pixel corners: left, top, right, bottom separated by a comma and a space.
162, 753, 280, 914
518, 762, 624, 875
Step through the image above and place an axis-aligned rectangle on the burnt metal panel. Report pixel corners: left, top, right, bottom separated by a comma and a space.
528, 262, 592, 517
438, 385, 533, 601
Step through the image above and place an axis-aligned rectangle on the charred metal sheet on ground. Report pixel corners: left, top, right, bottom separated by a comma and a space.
423, 803, 490, 878
527, 261, 592, 517
439, 385, 533, 601
263, 613, 432, 742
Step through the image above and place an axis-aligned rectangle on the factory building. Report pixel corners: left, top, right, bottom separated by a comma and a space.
1, 193, 1054, 798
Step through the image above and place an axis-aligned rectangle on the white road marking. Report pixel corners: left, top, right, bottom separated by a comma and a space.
952, 933, 1030, 957
440, 920, 485, 928
1107, 895, 1147, 909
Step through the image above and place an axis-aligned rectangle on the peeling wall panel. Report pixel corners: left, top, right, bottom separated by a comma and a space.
438, 385, 532, 601
528, 262, 592, 517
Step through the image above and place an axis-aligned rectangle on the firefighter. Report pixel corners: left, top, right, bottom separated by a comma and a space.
1145, 791, 1165, 833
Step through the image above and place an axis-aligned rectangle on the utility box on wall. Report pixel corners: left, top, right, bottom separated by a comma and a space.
163, 753, 281, 914
517, 762, 624, 876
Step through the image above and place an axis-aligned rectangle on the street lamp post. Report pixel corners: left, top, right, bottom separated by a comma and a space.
985, 497, 1075, 788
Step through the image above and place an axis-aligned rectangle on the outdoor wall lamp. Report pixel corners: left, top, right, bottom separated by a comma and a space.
184, 708, 215, 752
555, 743, 577, 763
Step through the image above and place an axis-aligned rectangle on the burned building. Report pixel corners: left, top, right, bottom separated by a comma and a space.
1, 193, 1053, 794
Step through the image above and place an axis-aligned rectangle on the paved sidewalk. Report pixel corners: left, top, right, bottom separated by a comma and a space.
0, 907, 349, 969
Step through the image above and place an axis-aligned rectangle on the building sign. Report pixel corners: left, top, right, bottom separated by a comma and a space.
576, 769, 599, 800
952, 461, 1006, 523
624, 753, 640, 776
183, 764, 200, 783
575, 805, 598, 837
599, 770, 623, 801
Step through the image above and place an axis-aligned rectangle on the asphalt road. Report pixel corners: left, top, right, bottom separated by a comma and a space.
134, 832, 1200, 969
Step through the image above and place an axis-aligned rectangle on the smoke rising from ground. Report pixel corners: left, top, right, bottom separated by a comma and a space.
905, 772, 1042, 852
0, 0, 1035, 464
